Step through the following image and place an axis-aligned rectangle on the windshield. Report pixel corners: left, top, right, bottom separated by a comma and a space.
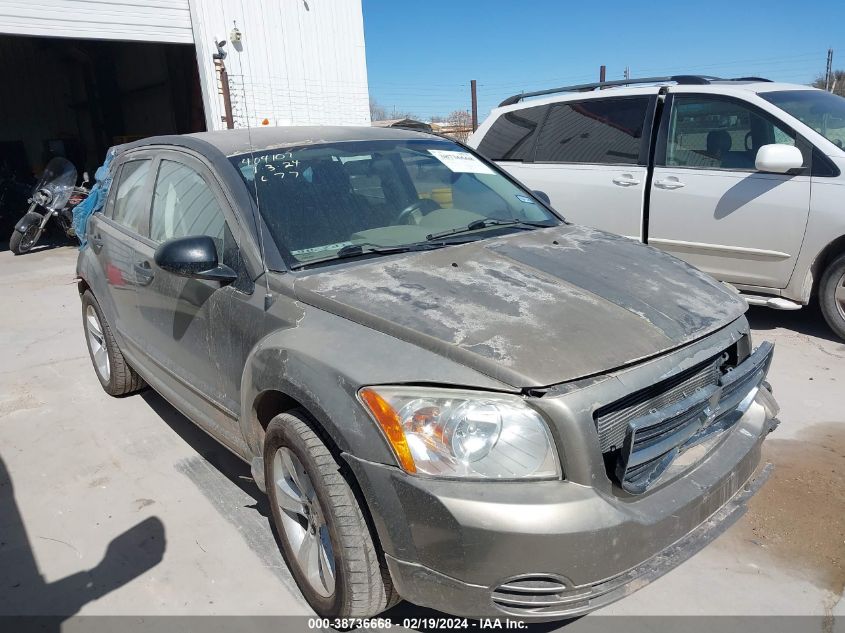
35, 157, 77, 210
761, 90, 845, 150
229, 138, 560, 268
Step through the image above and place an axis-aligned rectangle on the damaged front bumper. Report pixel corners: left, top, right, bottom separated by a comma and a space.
382, 457, 774, 620
345, 341, 779, 620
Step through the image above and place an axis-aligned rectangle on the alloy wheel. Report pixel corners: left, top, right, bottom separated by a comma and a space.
272, 447, 336, 597
85, 305, 110, 382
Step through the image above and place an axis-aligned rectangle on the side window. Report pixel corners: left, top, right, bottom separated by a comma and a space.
151, 160, 226, 246
666, 96, 796, 170
150, 160, 246, 281
476, 105, 546, 161
535, 97, 650, 165
111, 160, 151, 235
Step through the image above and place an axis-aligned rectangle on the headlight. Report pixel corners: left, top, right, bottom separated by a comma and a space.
358, 386, 560, 479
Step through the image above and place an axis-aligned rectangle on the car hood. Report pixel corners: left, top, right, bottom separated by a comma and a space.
292, 224, 747, 388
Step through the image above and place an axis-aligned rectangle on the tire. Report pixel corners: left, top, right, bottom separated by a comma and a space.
9, 225, 39, 255
819, 253, 845, 341
264, 410, 399, 618
81, 290, 146, 396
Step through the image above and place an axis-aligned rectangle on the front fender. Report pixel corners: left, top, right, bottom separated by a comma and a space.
238, 303, 518, 466
15, 210, 45, 233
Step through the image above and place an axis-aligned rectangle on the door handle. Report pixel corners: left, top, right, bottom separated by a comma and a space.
134, 261, 155, 286
612, 175, 641, 187
654, 178, 685, 190
89, 234, 104, 253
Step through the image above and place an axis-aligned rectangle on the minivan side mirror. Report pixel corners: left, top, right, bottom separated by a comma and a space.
755, 144, 803, 174
154, 235, 237, 284
532, 190, 551, 205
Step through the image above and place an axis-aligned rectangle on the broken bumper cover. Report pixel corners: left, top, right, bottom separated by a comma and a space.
384, 460, 772, 619
345, 385, 778, 620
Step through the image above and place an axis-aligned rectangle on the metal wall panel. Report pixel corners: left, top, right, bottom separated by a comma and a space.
189, 0, 370, 130
0, 0, 194, 43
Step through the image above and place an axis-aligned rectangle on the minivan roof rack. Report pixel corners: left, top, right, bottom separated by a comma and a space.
498, 75, 772, 107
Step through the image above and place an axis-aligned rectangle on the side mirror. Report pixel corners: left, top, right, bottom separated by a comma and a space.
532, 190, 551, 205
755, 144, 803, 174
154, 235, 237, 284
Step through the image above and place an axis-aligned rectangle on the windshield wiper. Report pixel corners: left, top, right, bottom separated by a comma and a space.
425, 218, 553, 241
290, 242, 445, 270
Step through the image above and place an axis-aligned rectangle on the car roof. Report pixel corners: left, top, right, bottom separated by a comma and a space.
492, 81, 820, 113
179, 125, 437, 157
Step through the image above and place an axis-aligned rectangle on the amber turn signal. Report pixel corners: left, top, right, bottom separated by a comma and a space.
359, 388, 417, 473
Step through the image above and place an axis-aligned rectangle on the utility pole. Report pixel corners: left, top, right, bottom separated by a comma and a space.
826, 48, 834, 92
600, 65, 607, 83
624, 66, 630, 80
470, 79, 478, 132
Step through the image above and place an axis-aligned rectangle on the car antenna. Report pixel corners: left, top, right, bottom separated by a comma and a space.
231, 33, 274, 310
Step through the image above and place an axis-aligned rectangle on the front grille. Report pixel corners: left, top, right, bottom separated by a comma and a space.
594, 341, 774, 494
594, 355, 723, 452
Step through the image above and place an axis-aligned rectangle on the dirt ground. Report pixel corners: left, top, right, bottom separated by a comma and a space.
738, 423, 844, 598
0, 245, 843, 630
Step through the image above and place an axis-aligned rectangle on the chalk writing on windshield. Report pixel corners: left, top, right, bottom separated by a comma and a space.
240, 152, 301, 182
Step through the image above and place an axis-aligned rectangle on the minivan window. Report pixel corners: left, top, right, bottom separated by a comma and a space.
666, 96, 796, 170
229, 139, 559, 268
476, 105, 546, 161
761, 89, 845, 150
151, 160, 225, 245
534, 97, 650, 165
111, 160, 151, 235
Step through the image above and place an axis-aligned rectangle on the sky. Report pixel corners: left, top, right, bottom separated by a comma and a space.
362, 0, 845, 122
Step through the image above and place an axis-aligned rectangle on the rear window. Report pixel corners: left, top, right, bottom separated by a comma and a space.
476, 105, 546, 161
534, 97, 650, 165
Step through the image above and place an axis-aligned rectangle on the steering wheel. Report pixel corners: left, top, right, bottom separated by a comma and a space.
744, 132, 753, 152
396, 197, 441, 225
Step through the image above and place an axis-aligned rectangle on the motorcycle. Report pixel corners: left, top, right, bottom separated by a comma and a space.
9, 157, 90, 255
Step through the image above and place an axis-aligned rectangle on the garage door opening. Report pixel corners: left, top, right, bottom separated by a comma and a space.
0, 34, 205, 235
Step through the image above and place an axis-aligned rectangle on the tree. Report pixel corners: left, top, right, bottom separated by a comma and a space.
369, 98, 387, 121
446, 109, 472, 128
812, 70, 845, 97
369, 98, 418, 121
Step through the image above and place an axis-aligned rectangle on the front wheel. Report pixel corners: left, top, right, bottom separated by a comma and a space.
820, 253, 845, 341
264, 410, 399, 618
9, 224, 40, 255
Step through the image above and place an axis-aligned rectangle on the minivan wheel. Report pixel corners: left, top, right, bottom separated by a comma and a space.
264, 410, 399, 618
81, 290, 146, 396
819, 253, 845, 341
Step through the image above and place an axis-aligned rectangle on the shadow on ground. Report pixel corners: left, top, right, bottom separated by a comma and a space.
746, 301, 840, 343
0, 455, 165, 630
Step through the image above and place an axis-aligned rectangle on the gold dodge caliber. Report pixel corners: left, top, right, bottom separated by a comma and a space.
77, 126, 779, 620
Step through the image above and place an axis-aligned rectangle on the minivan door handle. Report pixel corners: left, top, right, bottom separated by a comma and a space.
134, 260, 155, 286
612, 174, 641, 187
654, 177, 685, 190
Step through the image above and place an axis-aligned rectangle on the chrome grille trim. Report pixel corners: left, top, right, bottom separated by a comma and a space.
594, 355, 723, 452
595, 342, 774, 494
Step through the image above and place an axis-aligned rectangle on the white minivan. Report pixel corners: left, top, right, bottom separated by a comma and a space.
468, 75, 845, 339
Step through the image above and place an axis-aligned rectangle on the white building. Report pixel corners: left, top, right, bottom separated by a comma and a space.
0, 0, 370, 181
